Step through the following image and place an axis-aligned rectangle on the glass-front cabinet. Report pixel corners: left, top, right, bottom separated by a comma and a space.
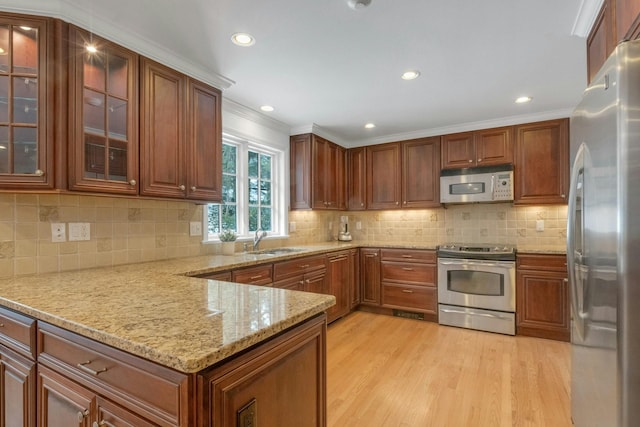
0, 13, 54, 189
68, 26, 139, 194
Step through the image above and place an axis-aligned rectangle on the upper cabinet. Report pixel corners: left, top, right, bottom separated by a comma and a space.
441, 126, 513, 169
0, 13, 56, 189
514, 119, 569, 205
365, 137, 440, 210
347, 146, 366, 210
587, 0, 640, 83
68, 26, 139, 195
289, 133, 345, 210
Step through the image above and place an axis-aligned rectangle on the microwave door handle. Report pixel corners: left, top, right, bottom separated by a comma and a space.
490, 174, 496, 199
438, 260, 466, 265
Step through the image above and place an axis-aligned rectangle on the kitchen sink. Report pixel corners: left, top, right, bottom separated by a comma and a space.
250, 248, 305, 256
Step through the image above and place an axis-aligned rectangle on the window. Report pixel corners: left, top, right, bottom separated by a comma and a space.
207, 135, 285, 241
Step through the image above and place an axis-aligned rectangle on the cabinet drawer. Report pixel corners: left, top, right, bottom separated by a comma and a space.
197, 270, 232, 281
232, 264, 273, 286
382, 284, 437, 312
381, 262, 436, 286
380, 248, 436, 264
38, 322, 190, 426
517, 254, 567, 272
273, 255, 326, 280
0, 306, 37, 360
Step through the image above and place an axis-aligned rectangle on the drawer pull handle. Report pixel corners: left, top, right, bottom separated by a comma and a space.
402, 267, 414, 271
77, 410, 89, 422
298, 264, 310, 268
93, 422, 106, 427
0, 323, 4, 327
77, 361, 108, 376
401, 289, 414, 294
250, 275, 263, 280
401, 255, 413, 258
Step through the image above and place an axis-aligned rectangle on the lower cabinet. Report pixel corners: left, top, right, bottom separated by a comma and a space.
516, 254, 569, 341
0, 344, 36, 427
326, 251, 351, 323
198, 314, 326, 427
349, 249, 360, 309
360, 248, 381, 306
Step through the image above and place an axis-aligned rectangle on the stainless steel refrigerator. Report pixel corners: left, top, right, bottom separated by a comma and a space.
568, 39, 640, 427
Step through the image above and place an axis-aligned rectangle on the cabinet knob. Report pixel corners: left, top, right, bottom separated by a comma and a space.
179, 184, 186, 191
561, 194, 566, 198
191, 186, 197, 191
468, 159, 473, 163
34, 169, 44, 176
93, 422, 106, 427
403, 201, 407, 205
396, 201, 399, 206
77, 410, 89, 422
360, 203, 364, 207
129, 179, 136, 186
478, 158, 482, 162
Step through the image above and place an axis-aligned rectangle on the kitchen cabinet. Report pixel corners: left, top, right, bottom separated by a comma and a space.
68, 26, 139, 195
0, 13, 57, 190
360, 248, 381, 306
196, 270, 232, 281
273, 254, 326, 292
289, 133, 345, 210
349, 249, 360, 309
37, 322, 191, 426
347, 146, 366, 210
380, 249, 437, 321
516, 254, 569, 342
232, 264, 273, 286
199, 314, 326, 427
0, 306, 36, 427
616, 0, 640, 41
514, 119, 569, 205
140, 57, 222, 202
326, 251, 350, 323
441, 126, 513, 169
366, 137, 440, 210
587, 0, 616, 84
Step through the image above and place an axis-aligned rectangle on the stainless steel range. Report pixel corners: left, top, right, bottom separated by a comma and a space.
437, 243, 516, 335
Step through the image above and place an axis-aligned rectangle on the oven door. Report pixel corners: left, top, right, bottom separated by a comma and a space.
437, 258, 515, 312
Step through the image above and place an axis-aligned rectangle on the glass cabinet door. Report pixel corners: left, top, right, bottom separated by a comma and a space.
0, 15, 53, 188
69, 26, 138, 194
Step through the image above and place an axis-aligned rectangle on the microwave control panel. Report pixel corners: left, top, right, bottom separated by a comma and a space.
492, 173, 513, 200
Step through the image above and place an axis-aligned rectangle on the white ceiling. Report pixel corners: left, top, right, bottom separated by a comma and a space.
7, 0, 593, 147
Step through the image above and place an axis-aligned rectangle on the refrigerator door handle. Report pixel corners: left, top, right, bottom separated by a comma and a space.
567, 142, 587, 340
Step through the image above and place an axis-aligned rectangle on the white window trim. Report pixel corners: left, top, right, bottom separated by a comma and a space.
205, 133, 288, 242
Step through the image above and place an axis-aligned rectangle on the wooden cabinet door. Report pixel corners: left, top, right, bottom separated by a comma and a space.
0, 345, 35, 427
360, 248, 380, 305
37, 365, 94, 427
186, 79, 222, 202
441, 132, 475, 169
347, 147, 366, 210
304, 270, 327, 294
366, 143, 401, 209
475, 126, 513, 166
514, 119, 569, 205
587, 0, 616, 83
349, 249, 360, 309
68, 26, 139, 195
290, 134, 312, 209
616, 0, 640, 41
140, 58, 186, 199
0, 14, 55, 189
326, 142, 345, 210
311, 136, 329, 209
402, 137, 440, 208
326, 252, 350, 323
96, 396, 155, 427
516, 269, 569, 342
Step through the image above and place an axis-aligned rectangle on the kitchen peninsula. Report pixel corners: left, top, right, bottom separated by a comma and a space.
0, 247, 337, 426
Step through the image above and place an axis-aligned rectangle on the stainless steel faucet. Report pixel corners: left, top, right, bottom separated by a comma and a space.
253, 229, 267, 251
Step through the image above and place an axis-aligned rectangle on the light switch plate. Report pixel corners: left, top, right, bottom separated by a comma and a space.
69, 223, 90, 241
51, 223, 66, 242
289, 222, 296, 232
190, 221, 202, 236
536, 219, 544, 232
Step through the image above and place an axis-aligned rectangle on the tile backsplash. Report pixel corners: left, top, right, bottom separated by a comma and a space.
1, 193, 567, 278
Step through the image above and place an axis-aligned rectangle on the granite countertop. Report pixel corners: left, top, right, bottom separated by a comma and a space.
516, 246, 567, 255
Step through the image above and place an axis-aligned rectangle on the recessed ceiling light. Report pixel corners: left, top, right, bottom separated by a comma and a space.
515, 96, 532, 104
231, 33, 255, 47
401, 70, 421, 80
347, 0, 372, 10
364, 123, 376, 129
86, 44, 98, 54
260, 105, 274, 112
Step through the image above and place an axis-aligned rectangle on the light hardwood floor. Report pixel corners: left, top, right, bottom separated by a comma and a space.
327, 311, 571, 427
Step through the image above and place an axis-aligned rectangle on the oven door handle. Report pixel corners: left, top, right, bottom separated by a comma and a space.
440, 308, 512, 321
438, 260, 513, 268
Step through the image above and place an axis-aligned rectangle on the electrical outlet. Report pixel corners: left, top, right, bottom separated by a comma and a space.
356, 221, 362, 230
51, 223, 66, 243
289, 222, 296, 232
535, 219, 544, 232
190, 221, 202, 236
69, 223, 90, 241
340, 215, 348, 223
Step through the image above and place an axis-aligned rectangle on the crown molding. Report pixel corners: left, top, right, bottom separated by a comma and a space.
222, 98, 291, 135
571, 0, 604, 37
346, 108, 574, 148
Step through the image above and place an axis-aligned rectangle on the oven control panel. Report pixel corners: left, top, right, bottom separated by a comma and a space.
492, 173, 513, 201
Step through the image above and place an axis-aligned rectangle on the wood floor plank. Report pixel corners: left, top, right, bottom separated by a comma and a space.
327, 311, 571, 427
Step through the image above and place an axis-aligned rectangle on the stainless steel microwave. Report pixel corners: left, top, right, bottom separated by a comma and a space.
440, 165, 514, 204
